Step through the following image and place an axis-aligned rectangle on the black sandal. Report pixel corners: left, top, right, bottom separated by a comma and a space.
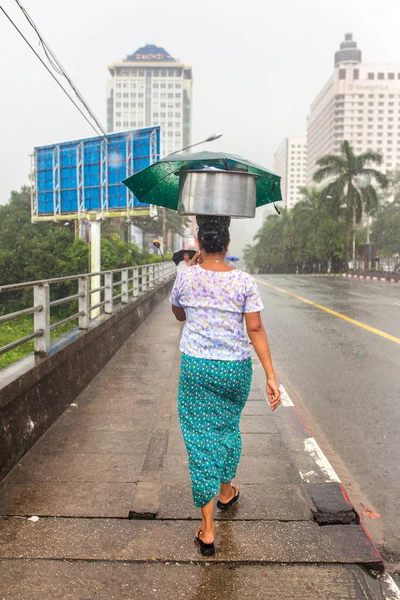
217, 486, 240, 511
195, 530, 215, 556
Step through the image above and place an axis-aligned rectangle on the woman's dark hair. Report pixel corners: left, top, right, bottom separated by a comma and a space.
198, 218, 230, 253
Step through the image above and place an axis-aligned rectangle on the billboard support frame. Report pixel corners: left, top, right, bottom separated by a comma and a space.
126, 133, 134, 218
150, 128, 157, 165
149, 128, 158, 218
52, 145, 61, 220
100, 137, 108, 216
90, 219, 102, 317
30, 153, 37, 220
76, 141, 85, 220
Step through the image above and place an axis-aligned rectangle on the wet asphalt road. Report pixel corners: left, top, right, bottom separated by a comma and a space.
257, 274, 400, 558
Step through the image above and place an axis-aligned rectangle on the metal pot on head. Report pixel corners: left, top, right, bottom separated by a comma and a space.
177, 169, 257, 218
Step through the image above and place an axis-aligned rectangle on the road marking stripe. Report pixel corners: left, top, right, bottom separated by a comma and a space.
276, 386, 341, 483
279, 385, 294, 406
302, 437, 341, 483
380, 573, 400, 599
256, 278, 400, 345
276, 380, 400, 593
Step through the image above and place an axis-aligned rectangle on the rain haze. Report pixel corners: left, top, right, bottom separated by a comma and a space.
3, 1, 400, 590
1, 0, 400, 251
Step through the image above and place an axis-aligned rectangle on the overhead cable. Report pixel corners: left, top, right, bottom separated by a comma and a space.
0, 5, 104, 138
14, 0, 107, 137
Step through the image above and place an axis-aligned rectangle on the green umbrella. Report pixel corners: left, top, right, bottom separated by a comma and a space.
122, 151, 282, 210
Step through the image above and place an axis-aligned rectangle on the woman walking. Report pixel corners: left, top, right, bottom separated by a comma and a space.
170, 218, 280, 556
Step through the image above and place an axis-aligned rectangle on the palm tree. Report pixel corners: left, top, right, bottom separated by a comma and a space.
313, 140, 388, 268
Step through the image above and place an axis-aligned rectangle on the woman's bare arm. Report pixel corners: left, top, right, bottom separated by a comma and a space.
172, 305, 186, 322
245, 311, 281, 410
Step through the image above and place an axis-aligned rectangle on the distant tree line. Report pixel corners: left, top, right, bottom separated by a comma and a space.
244, 142, 400, 274
0, 186, 173, 312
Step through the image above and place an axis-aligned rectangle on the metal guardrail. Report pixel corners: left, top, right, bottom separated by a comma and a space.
0, 262, 176, 358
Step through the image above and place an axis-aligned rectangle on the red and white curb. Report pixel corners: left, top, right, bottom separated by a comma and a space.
379, 573, 400, 600
278, 384, 400, 599
278, 384, 341, 485
343, 273, 399, 283
300, 437, 341, 484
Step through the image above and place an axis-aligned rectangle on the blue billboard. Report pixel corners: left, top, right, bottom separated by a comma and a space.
32, 126, 160, 221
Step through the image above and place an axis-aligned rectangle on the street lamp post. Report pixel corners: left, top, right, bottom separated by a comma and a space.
166, 132, 223, 157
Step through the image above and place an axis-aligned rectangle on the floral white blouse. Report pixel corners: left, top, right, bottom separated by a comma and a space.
170, 265, 264, 361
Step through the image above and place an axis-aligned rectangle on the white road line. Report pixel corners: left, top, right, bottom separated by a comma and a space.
279, 385, 294, 407
302, 438, 341, 483
380, 573, 400, 600
277, 387, 341, 483
280, 385, 400, 595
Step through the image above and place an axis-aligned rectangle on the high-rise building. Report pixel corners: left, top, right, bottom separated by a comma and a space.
107, 44, 192, 155
273, 136, 307, 209
306, 33, 400, 185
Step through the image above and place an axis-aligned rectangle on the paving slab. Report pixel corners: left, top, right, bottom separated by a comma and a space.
43, 409, 156, 432
242, 400, 271, 415
1, 451, 144, 484
240, 433, 287, 456
0, 518, 382, 566
84, 379, 167, 396
105, 353, 171, 368
0, 482, 136, 517
109, 365, 176, 379
161, 452, 301, 485
157, 483, 312, 521
305, 482, 359, 525
235, 454, 300, 484
65, 396, 160, 413
32, 427, 151, 455
248, 390, 266, 400
168, 415, 278, 434
240, 415, 279, 433
0, 561, 385, 600
0, 297, 385, 594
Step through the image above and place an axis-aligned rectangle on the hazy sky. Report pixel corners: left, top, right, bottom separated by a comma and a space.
1, 0, 400, 207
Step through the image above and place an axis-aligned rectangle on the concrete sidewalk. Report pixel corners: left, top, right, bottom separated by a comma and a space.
0, 298, 390, 599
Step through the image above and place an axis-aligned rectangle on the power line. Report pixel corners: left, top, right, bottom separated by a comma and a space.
0, 6, 104, 138
14, 0, 107, 137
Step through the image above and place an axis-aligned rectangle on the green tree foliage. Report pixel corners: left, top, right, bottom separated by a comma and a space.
0, 187, 165, 311
244, 188, 343, 273
313, 141, 388, 266
0, 187, 73, 285
380, 169, 400, 204
372, 199, 400, 257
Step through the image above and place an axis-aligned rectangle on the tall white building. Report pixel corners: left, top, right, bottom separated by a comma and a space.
307, 33, 400, 185
273, 136, 307, 209
107, 44, 192, 155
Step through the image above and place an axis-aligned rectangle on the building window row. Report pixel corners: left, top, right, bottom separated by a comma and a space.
368, 72, 399, 80
115, 68, 182, 77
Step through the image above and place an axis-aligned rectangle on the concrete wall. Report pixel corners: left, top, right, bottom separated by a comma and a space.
0, 279, 174, 482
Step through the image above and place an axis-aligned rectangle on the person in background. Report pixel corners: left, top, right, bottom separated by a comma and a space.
170, 218, 280, 557
177, 251, 192, 272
